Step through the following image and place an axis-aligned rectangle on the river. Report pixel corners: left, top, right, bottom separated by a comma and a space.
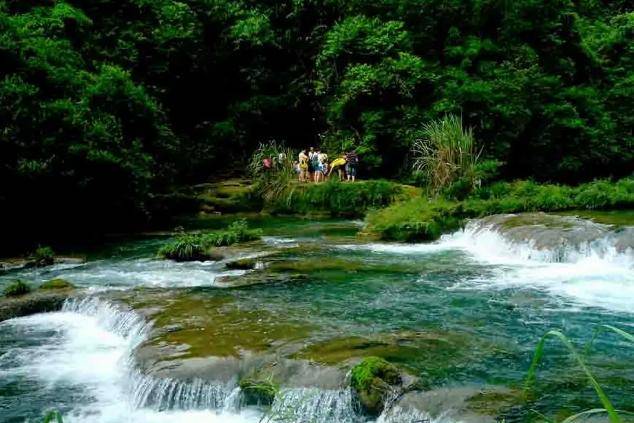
1, 213, 632, 422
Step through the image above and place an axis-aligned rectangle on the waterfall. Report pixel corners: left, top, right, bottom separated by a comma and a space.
442, 215, 633, 265
269, 387, 360, 423
130, 372, 239, 411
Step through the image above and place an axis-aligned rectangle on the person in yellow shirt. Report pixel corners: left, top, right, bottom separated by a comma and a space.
298, 150, 309, 182
328, 156, 347, 181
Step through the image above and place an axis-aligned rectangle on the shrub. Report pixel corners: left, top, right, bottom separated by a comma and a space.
3, 280, 32, 297
411, 115, 480, 196
30, 246, 55, 267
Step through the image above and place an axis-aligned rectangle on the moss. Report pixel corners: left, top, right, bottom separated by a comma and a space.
39, 278, 76, 290
3, 280, 32, 297
148, 294, 313, 359
197, 179, 261, 213
225, 258, 258, 270
350, 356, 402, 415
239, 377, 279, 406
365, 197, 462, 242
466, 388, 523, 417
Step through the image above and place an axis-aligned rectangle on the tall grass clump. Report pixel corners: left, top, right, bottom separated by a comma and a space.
525, 326, 634, 423
158, 220, 262, 261
248, 140, 296, 202
412, 115, 480, 195
30, 246, 55, 267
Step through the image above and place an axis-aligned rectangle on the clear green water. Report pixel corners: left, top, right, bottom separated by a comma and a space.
0, 215, 633, 422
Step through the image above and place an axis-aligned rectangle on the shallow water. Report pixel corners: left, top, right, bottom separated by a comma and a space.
0, 215, 633, 422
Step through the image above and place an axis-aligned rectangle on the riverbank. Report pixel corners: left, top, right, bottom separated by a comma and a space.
365, 177, 634, 241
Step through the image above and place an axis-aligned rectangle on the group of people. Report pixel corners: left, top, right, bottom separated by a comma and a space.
296, 147, 359, 183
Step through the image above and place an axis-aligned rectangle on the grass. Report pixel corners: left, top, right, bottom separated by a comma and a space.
525, 326, 634, 423
366, 177, 634, 241
30, 246, 55, 267
158, 219, 262, 261
3, 280, 32, 297
412, 114, 479, 195
268, 179, 404, 217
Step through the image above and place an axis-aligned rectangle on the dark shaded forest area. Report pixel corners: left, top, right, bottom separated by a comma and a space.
1, 0, 632, 249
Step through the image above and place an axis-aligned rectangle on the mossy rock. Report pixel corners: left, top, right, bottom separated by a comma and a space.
225, 258, 258, 270
350, 356, 402, 415
3, 280, 32, 297
239, 377, 279, 406
39, 278, 76, 290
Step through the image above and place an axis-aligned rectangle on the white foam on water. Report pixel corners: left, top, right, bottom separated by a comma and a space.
0, 298, 263, 423
48, 258, 247, 288
339, 218, 634, 313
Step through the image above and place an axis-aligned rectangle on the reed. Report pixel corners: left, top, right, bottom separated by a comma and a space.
411, 115, 480, 195
525, 326, 634, 423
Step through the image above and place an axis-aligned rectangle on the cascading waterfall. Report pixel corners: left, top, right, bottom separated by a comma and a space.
130, 372, 239, 411
441, 215, 634, 266
55, 297, 391, 422
269, 387, 359, 423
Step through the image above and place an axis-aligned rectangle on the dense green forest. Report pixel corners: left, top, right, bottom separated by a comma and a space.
1, 0, 632, 248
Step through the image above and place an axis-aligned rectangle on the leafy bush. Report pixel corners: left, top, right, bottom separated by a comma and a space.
3, 280, 32, 297
30, 246, 55, 267
411, 115, 480, 196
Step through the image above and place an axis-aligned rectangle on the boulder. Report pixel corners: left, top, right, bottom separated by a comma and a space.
350, 356, 402, 415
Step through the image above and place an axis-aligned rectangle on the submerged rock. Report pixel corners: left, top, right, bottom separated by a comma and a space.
0, 289, 75, 321
350, 356, 402, 416
39, 278, 76, 290
224, 258, 259, 270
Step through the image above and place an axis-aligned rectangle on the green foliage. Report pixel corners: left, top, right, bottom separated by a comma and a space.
239, 377, 279, 406
30, 246, 55, 267
158, 232, 208, 262
158, 220, 262, 261
268, 180, 402, 217
42, 410, 63, 423
367, 177, 634, 241
350, 356, 401, 415
1, 0, 632, 251
3, 280, 32, 297
412, 115, 479, 196
366, 197, 462, 241
203, 219, 262, 247
524, 326, 634, 423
